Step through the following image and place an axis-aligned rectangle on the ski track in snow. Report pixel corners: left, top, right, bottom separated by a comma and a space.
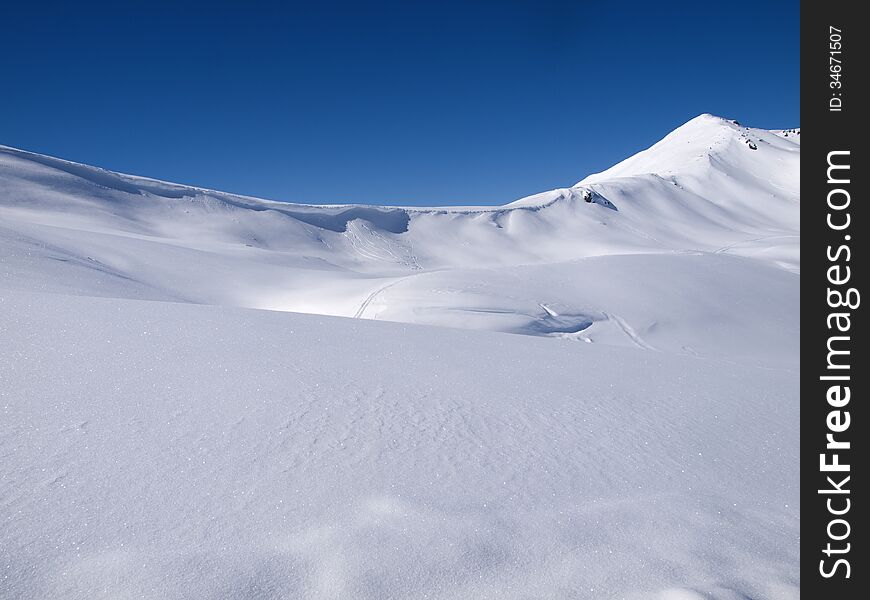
353, 275, 416, 319
602, 311, 657, 351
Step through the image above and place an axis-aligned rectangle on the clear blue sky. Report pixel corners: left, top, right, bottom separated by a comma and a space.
1, 1, 798, 206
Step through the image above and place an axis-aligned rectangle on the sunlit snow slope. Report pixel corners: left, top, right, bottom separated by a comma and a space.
1, 114, 799, 599
1, 114, 798, 356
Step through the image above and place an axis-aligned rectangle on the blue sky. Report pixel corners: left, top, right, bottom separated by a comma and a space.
2, 1, 798, 206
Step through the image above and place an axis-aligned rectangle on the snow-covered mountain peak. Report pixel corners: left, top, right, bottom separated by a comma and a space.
578, 113, 798, 186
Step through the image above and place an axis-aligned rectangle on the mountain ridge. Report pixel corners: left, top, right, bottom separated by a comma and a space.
0, 114, 799, 355
1, 113, 797, 212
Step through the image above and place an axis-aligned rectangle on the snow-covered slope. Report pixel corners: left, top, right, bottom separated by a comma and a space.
2, 290, 798, 600
0, 114, 798, 354
1, 114, 800, 598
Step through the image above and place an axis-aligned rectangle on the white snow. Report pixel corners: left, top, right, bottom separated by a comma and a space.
0, 114, 799, 599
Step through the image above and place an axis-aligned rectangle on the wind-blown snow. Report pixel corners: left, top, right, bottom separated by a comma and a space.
1, 114, 799, 599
